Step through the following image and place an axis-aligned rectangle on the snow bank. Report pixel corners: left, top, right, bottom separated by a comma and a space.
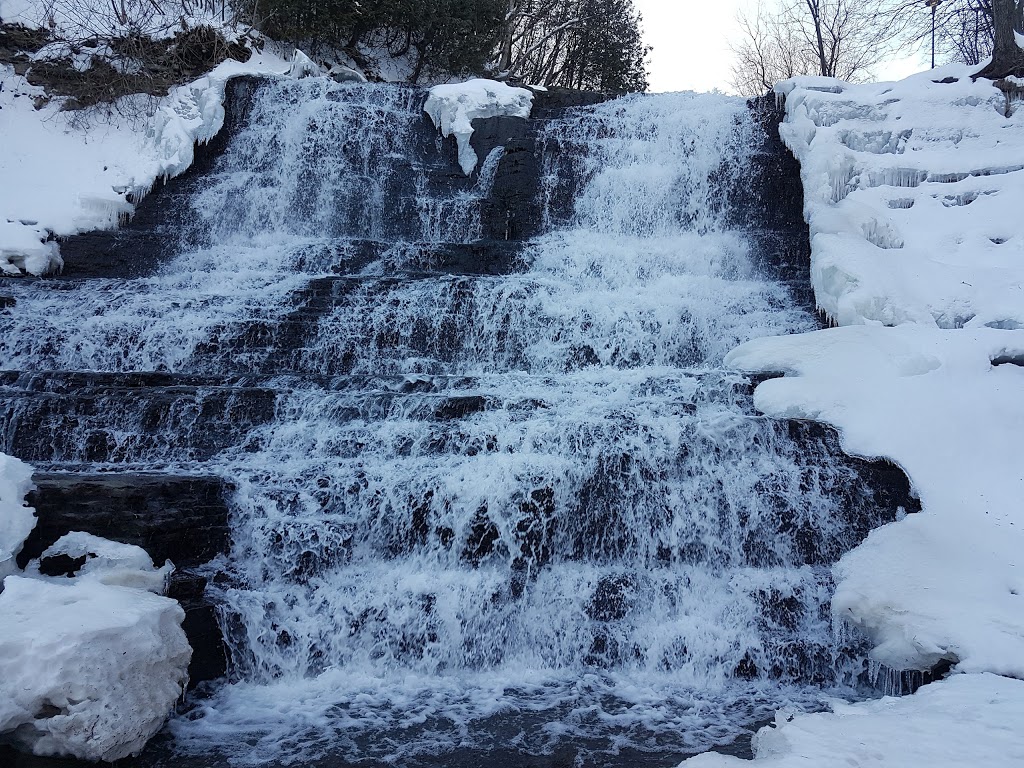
0, 443, 189, 760
681, 673, 1024, 767
727, 325, 1024, 675
711, 66, 1024, 764
0, 453, 34, 582
777, 67, 1024, 329
0, 574, 191, 761
425, 78, 533, 175
0, 49, 289, 275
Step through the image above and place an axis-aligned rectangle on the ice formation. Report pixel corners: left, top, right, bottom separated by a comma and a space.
29, 531, 174, 593
0, 453, 35, 582
424, 78, 533, 174
287, 49, 321, 79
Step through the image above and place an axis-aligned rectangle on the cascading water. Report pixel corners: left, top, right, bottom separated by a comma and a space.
0, 79, 903, 765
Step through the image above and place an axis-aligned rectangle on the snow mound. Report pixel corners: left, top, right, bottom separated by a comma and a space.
0, 453, 35, 582
30, 531, 173, 593
727, 325, 1024, 675
681, 673, 1024, 767
777, 67, 1024, 328
0, 574, 190, 761
425, 78, 533, 175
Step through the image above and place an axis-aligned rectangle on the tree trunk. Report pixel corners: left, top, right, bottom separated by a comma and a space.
805, 0, 829, 77
977, 0, 1024, 78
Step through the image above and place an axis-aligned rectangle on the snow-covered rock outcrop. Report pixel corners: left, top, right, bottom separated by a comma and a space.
0, 455, 191, 761
776, 69, 1024, 329
0, 14, 291, 276
425, 78, 533, 174
717, 65, 1024, 755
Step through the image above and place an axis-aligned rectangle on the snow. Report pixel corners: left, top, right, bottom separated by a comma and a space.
287, 49, 321, 79
775, 68, 1024, 329
681, 673, 1024, 767
29, 531, 173, 593
0, 492, 190, 760
0, 574, 191, 761
424, 78, 533, 175
0, 37, 290, 275
741, 68, 1024, 679
1, 0, 232, 40
727, 325, 1024, 675
0, 453, 34, 582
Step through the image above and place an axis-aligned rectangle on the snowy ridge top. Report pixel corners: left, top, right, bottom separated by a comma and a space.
0, 51, 291, 276
425, 79, 534, 175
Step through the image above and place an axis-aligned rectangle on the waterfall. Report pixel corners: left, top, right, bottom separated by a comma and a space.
0, 80, 899, 765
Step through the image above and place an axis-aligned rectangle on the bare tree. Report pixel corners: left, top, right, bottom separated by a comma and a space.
731, 0, 908, 95
730, 4, 818, 94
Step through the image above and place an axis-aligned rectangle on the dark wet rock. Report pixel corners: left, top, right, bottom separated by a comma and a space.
167, 571, 228, 688
20, 472, 231, 569
36, 552, 88, 578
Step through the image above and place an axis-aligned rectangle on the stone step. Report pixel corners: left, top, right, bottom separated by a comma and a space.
0, 381, 277, 464
21, 471, 231, 568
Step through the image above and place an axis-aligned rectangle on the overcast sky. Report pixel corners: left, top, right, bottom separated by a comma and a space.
633, 0, 929, 94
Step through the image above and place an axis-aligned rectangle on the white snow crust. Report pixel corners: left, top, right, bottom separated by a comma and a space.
727, 325, 1024, 675
424, 79, 533, 175
0, 38, 290, 275
0, 574, 191, 761
681, 673, 1024, 767
0, 453, 34, 582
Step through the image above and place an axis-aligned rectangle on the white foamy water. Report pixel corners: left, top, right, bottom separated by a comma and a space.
0, 82, 885, 764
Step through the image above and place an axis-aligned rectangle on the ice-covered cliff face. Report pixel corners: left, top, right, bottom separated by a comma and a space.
0, 77, 916, 765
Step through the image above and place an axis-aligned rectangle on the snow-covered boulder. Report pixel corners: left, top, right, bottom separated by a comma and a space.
0, 221, 63, 276
328, 64, 367, 84
424, 79, 533, 175
0, 453, 190, 761
0, 575, 191, 761
0, 453, 36, 583
29, 531, 174, 593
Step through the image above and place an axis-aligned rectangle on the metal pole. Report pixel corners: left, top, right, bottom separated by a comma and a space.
926, 0, 943, 69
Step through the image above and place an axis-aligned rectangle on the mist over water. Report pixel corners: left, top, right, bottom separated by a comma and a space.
0, 81, 887, 764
